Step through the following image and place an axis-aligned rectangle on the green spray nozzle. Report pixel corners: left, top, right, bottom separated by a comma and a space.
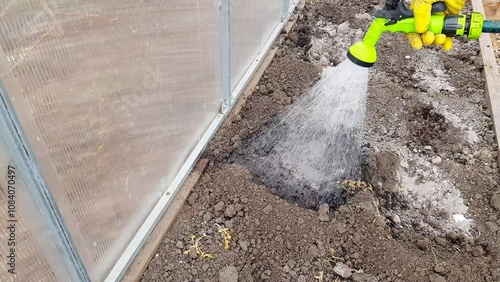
347, 2, 485, 67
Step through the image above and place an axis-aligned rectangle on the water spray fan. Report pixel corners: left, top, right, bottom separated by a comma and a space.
347, 0, 500, 67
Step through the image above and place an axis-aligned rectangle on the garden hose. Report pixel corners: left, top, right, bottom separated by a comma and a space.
483, 20, 500, 33
347, 1, 500, 67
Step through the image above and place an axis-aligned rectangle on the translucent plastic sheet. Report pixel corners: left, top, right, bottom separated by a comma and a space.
0, 0, 221, 280
230, 0, 284, 90
0, 114, 76, 281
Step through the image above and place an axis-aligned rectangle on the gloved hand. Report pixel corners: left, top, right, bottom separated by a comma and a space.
406, 0, 466, 50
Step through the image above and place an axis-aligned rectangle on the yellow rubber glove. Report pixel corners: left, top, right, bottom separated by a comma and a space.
406, 0, 465, 51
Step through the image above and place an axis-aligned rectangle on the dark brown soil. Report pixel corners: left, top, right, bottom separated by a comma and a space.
141, 1, 500, 281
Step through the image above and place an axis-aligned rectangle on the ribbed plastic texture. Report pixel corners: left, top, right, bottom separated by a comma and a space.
483, 20, 500, 33
230, 0, 284, 90
0, 0, 221, 280
0, 116, 75, 281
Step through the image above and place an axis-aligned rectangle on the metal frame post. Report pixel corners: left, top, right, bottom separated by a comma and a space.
282, 0, 290, 21
220, 0, 232, 108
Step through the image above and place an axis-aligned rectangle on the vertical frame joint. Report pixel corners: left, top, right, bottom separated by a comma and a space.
282, 0, 290, 21
220, 0, 232, 107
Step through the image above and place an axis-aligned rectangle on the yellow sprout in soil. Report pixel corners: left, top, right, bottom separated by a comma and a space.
215, 223, 231, 250
338, 179, 373, 194
321, 247, 343, 264
183, 234, 215, 259
330, 247, 343, 260
314, 271, 324, 281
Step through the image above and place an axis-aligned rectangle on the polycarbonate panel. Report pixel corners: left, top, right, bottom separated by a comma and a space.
0, 0, 221, 280
230, 0, 283, 89
0, 115, 77, 281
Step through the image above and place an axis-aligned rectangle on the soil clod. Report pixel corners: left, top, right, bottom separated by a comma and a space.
491, 194, 500, 211
219, 266, 238, 282
318, 203, 330, 222
429, 273, 447, 282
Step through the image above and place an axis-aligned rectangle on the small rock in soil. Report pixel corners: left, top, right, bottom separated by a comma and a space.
259, 85, 267, 94
415, 238, 431, 251
451, 144, 463, 153
308, 244, 320, 258
175, 241, 184, 249
263, 204, 273, 215
214, 201, 225, 212
224, 220, 233, 228
288, 32, 299, 44
333, 262, 353, 279
373, 217, 386, 228
239, 240, 249, 251
232, 141, 242, 148
429, 273, 446, 282
350, 252, 360, 259
434, 264, 446, 274
234, 203, 244, 211
400, 160, 409, 169
283, 265, 290, 273
352, 231, 362, 244
486, 221, 499, 232
380, 127, 388, 135
188, 192, 199, 205
435, 237, 448, 246
189, 248, 198, 259
431, 156, 442, 165
219, 266, 238, 282
351, 272, 379, 282
203, 212, 213, 221
389, 213, 401, 225
225, 205, 237, 218
491, 194, 500, 211
318, 204, 330, 222
297, 275, 306, 282
485, 134, 496, 144
492, 268, 500, 278
473, 57, 484, 69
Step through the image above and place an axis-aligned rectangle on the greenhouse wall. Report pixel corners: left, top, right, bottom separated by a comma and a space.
0, 0, 298, 281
